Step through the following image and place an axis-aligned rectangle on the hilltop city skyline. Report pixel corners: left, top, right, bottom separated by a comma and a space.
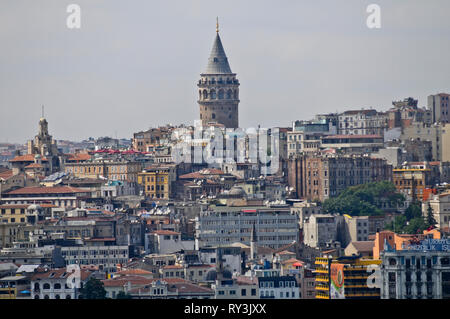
1, 1, 450, 143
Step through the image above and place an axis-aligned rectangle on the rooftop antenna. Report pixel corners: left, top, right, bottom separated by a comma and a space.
42, 105, 44, 118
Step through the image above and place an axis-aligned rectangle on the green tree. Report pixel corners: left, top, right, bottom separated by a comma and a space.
404, 217, 427, 234
79, 277, 107, 299
385, 215, 407, 233
322, 181, 403, 217
426, 202, 437, 228
404, 202, 422, 220
116, 291, 132, 299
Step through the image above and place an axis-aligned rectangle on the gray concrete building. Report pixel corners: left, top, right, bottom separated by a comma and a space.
195, 205, 299, 250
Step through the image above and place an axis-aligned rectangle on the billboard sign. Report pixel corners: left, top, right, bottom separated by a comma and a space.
330, 263, 345, 299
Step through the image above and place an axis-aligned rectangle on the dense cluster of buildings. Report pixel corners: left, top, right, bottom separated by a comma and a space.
1, 24, 449, 300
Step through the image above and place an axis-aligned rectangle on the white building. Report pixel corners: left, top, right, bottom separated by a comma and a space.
423, 191, 450, 229
380, 239, 450, 299
195, 205, 299, 250
145, 230, 195, 255
338, 109, 388, 136
61, 245, 129, 273
254, 268, 299, 299
31, 267, 94, 299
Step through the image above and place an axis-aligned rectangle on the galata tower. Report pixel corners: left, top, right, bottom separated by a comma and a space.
198, 19, 240, 128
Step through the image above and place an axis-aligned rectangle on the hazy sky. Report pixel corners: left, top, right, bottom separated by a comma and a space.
1, 0, 449, 143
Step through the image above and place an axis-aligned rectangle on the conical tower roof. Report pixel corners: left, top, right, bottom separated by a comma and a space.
203, 32, 233, 74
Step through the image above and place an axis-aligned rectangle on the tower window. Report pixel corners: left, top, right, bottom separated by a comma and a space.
212, 113, 216, 119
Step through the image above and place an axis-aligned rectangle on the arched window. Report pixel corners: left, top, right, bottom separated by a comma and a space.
34, 283, 40, 291
226, 90, 232, 99
54, 283, 61, 290
43, 283, 50, 290
210, 89, 216, 99
55, 294, 60, 299
34, 295, 40, 299
44, 295, 50, 299
66, 295, 71, 299
199, 90, 202, 100
234, 90, 238, 99
212, 113, 216, 119
203, 90, 208, 100
389, 258, 397, 266
218, 89, 224, 100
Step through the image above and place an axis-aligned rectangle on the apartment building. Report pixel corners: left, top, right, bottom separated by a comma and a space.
137, 164, 176, 199
64, 159, 142, 183
337, 109, 388, 136
380, 239, 450, 299
195, 205, 299, 250
288, 154, 392, 202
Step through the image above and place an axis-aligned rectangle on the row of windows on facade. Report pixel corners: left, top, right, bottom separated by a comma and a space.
1, 208, 26, 215
144, 176, 166, 183
387, 256, 450, 267
202, 220, 296, 226
67, 165, 136, 173
199, 89, 238, 100
217, 288, 257, 296
200, 113, 233, 120
259, 290, 297, 298
33, 282, 81, 290
1, 217, 26, 223
199, 77, 238, 85
63, 250, 128, 256
34, 294, 73, 299
146, 185, 165, 191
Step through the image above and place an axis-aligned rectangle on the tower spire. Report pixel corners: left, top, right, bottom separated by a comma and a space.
216, 16, 219, 33
42, 105, 44, 118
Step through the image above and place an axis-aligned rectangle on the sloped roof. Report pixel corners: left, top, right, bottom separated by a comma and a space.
203, 33, 233, 74
349, 241, 375, 253
6, 186, 90, 195
9, 154, 48, 162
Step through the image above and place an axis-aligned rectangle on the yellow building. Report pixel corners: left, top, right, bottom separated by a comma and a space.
393, 168, 432, 201
0, 205, 28, 224
65, 160, 142, 182
0, 276, 30, 299
315, 255, 381, 299
138, 165, 176, 200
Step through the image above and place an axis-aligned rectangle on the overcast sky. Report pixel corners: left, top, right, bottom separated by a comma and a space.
1, 0, 449, 143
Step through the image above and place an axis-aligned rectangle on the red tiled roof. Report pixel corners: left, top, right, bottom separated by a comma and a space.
0, 169, 14, 180
66, 153, 91, 161
31, 267, 92, 281
179, 168, 225, 179
24, 163, 43, 169
168, 282, 214, 294
9, 154, 48, 162
5, 186, 90, 195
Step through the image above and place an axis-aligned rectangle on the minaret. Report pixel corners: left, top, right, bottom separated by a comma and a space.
198, 18, 240, 128
250, 223, 257, 260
